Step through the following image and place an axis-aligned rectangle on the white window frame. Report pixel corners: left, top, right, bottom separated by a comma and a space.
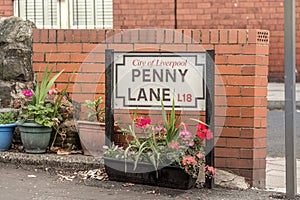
13, 0, 113, 29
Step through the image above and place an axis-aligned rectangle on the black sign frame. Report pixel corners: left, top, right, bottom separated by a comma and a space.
105, 49, 215, 188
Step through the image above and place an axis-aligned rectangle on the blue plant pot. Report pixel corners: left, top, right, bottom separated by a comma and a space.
0, 123, 16, 151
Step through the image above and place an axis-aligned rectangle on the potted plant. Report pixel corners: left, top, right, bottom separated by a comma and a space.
77, 96, 106, 156
0, 110, 17, 151
103, 102, 216, 190
17, 66, 69, 154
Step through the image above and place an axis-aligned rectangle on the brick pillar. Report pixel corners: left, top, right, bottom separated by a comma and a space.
214, 30, 269, 188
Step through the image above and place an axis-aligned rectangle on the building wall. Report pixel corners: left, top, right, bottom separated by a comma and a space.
0, 0, 13, 17
113, 0, 297, 82
32, 28, 269, 188
0, 0, 292, 81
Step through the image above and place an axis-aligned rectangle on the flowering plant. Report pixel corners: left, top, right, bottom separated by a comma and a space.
103, 102, 216, 179
18, 66, 69, 127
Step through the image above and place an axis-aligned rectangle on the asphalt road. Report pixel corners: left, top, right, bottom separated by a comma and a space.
0, 162, 288, 200
267, 110, 300, 158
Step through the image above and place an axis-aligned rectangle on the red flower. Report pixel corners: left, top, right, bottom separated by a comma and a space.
134, 116, 151, 129
197, 123, 213, 140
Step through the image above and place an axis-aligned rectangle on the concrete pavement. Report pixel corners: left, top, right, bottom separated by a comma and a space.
268, 82, 300, 110
266, 83, 300, 194
266, 157, 300, 194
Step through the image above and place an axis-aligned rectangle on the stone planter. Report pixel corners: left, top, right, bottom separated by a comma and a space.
18, 122, 52, 153
103, 157, 196, 190
0, 123, 16, 151
50, 120, 81, 150
77, 121, 105, 157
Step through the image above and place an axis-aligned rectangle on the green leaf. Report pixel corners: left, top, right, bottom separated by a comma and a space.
190, 118, 209, 126
124, 145, 132, 173
133, 141, 148, 170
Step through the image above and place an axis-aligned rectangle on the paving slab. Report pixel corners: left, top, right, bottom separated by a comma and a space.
266, 157, 300, 194
268, 83, 300, 110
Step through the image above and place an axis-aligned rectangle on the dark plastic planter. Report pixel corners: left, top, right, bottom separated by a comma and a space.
103, 157, 196, 190
0, 123, 16, 151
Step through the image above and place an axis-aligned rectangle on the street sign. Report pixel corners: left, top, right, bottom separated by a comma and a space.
112, 52, 206, 110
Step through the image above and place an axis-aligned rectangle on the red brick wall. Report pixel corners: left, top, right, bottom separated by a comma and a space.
0, 0, 292, 81
114, 0, 175, 28
0, 0, 13, 17
113, 0, 295, 82
32, 29, 269, 188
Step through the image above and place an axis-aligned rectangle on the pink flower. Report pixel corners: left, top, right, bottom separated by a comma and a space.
179, 130, 192, 139
197, 123, 213, 140
182, 155, 197, 166
61, 97, 67, 103
134, 116, 151, 129
157, 120, 164, 126
188, 141, 194, 147
53, 96, 67, 103
49, 88, 58, 97
196, 153, 205, 158
155, 126, 166, 132
22, 90, 33, 98
52, 118, 60, 123
168, 142, 179, 150
204, 165, 216, 176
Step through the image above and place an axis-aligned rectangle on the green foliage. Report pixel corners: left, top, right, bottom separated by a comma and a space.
0, 111, 16, 124
161, 100, 181, 144
83, 96, 105, 122
32, 66, 64, 106
52, 68, 75, 119
18, 103, 59, 127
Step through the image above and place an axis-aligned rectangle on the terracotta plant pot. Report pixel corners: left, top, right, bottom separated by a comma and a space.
77, 121, 105, 157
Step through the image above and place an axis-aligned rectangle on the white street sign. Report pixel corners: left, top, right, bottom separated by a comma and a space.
113, 52, 206, 111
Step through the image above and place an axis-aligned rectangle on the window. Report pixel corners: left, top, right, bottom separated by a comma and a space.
14, 0, 113, 29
